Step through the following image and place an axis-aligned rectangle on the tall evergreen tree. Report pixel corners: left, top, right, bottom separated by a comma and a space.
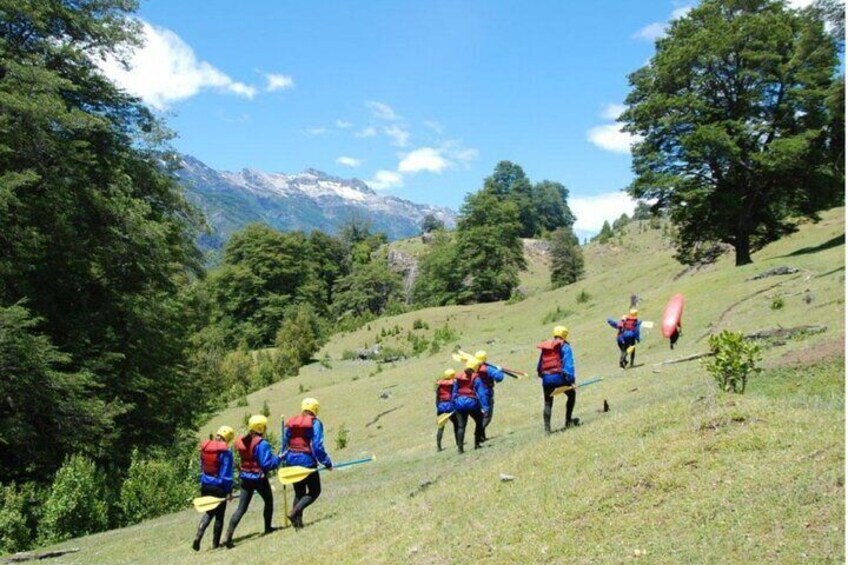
549, 229, 585, 288
621, 0, 843, 265
0, 0, 203, 466
455, 191, 526, 303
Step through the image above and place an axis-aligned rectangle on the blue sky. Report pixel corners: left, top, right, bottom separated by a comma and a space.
99, 0, 812, 237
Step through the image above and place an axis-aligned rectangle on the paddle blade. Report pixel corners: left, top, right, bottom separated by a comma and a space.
451, 352, 464, 363
626, 345, 636, 354
436, 412, 454, 427
193, 496, 226, 513
550, 384, 573, 397
277, 465, 316, 485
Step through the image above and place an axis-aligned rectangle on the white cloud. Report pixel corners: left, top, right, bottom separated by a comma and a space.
424, 120, 444, 134
336, 120, 353, 128
571, 192, 637, 233
367, 170, 404, 191
633, 4, 694, 41
383, 124, 410, 147
305, 127, 327, 135
355, 126, 378, 138
265, 73, 294, 92
633, 22, 667, 41
398, 147, 449, 174
587, 124, 640, 154
97, 21, 256, 109
336, 156, 362, 167
366, 100, 399, 121
601, 103, 627, 121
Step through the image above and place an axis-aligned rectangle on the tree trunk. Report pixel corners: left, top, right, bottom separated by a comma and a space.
735, 232, 752, 266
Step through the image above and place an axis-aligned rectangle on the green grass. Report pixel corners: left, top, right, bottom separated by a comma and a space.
31, 208, 844, 563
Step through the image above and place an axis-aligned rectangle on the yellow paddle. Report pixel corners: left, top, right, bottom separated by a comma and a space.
192, 494, 238, 513
436, 412, 454, 427
451, 350, 526, 378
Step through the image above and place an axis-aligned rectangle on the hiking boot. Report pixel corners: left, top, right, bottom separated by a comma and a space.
223, 539, 234, 550
566, 418, 581, 428
264, 526, 280, 535
192, 538, 201, 552
288, 511, 302, 529
457, 445, 464, 454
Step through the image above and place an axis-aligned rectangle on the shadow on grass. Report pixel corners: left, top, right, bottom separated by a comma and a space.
780, 233, 844, 257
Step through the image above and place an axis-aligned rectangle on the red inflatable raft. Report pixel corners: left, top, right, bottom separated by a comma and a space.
661, 294, 685, 338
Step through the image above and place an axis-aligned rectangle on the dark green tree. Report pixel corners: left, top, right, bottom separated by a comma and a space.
420, 213, 445, 234
412, 231, 463, 306
549, 229, 585, 288
455, 191, 526, 302
483, 161, 537, 238
621, 0, 843, 265
332, 253, 403, 319
0, 304, 116, 482
0, 0, 204, 466
593, 220, 615, 244
533, 181, 576, 234
208, 225, 317, 348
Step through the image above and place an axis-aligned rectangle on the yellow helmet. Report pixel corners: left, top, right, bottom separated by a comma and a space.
474, 350, 488, 362
301, 397, 320, 415
216, 425, 235, 444
442, 368, 456, 379
553, 325, 568, 339
248, 415, 267, 434
465, 359, 481, 371
629, 308, 638, 316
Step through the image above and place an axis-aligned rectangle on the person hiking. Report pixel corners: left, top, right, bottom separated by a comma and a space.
222, 415, 281, 548
283, 398, 333, 529
451, 359, 490, 453
435, 369, 458, 452
193, 425, 235, 551
607, 308, 641, 368
537, 325, 579, 433
474, 350, 504, 442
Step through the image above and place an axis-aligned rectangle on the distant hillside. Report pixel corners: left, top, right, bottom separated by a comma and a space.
177, 155, 457, 249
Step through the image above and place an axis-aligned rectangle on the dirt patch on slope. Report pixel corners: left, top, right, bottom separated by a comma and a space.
766, 336, 845, 368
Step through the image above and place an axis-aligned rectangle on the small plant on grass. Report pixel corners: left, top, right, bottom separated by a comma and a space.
576, 289, 591, 304
770, 297, 785, 310
542, 305, 573, 324
412, 318, 429, 330
319, 353, 333, 369
506, 288, 527, 304
703, 330, 762, 394
335, 424, 349, 450
261, 400, 271, 417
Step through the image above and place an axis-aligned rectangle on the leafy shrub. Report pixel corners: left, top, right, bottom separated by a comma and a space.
703, 331, 762, 394
507, 288, 527, 304
335, 424, 349, 450
319, 354, 333, 369
433, 323, 459, 343
576, 289, 591, 304
412, 318, 429, 330
0, 483, 32, 553
40, 455, 109, 543
119, 448, 195, 526
261, 400, 271, 417
771, 297, 785, 310
542, 305, 573, 324
252, 351, 279, 388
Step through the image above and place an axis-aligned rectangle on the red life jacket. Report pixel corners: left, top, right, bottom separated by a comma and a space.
622, 316, 638, 332
200, 440, 229, 476
477, 365, 494, 388
537, 338, 565, 374
436, 379, 454, 402
286, 413, 315, 453
455, 372, 477, 399
235, 434, 263, 474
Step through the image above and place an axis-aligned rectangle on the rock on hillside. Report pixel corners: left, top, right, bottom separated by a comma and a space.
177, 155, 457, 250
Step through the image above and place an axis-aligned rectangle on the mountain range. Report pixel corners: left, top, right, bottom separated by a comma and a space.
176, 155, 457, 250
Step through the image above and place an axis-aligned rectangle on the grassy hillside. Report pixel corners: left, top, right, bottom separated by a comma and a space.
34, 209, 844, 563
